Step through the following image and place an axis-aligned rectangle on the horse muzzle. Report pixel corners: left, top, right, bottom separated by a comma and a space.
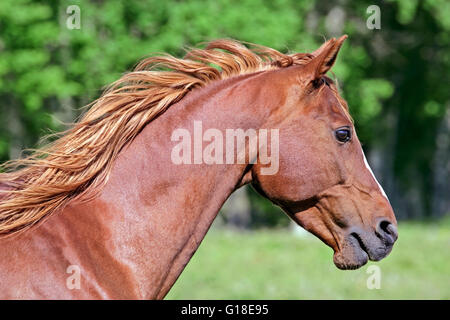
333, 218, 398, 270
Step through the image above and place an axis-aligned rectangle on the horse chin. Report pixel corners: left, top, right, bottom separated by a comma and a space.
332, 236, 369, 270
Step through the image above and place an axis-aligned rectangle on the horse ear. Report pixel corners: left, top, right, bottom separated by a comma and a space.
309, 35, 347, 79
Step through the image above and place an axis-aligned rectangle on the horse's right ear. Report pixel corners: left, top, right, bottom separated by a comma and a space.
308, 35, 347, 80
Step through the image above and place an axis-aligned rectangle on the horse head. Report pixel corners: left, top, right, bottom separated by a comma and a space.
251, 36, 397, 270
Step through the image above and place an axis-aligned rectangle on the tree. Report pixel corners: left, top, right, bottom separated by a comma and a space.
0, 0, 448, 222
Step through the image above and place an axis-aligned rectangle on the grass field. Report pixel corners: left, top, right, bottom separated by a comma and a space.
167, 218, 450, 299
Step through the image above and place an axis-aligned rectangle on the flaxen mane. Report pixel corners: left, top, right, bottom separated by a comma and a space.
0, 39, 321, 237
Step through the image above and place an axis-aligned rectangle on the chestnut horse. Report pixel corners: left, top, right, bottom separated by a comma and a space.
0, 36, 397, 299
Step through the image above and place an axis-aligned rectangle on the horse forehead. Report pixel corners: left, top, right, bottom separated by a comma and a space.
312, 86, 351, 122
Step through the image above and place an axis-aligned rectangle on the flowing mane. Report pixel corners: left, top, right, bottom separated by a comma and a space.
0, 39, 315, 237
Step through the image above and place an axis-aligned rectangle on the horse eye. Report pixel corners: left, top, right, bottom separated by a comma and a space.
335, 128, 351, 143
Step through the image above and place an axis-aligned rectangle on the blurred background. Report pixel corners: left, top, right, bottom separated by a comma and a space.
0, 0, 448, 298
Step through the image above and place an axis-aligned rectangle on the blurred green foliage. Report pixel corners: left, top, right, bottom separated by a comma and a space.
168, 218, 450, 299
0, 0, 448, 220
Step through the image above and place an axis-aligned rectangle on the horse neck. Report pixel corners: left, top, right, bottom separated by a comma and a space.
50, 71, 280, 298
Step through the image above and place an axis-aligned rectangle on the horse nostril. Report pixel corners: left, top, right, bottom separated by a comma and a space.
377, 220, 398, 245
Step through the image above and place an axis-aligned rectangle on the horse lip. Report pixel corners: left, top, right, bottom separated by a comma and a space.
333, 237, 368, 270
350, 232, 370, 256
350, 230, 392, 262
